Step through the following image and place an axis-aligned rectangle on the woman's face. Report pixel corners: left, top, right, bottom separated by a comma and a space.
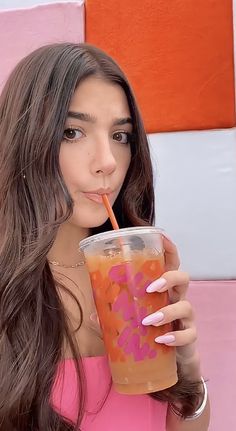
59, 76, 132, 228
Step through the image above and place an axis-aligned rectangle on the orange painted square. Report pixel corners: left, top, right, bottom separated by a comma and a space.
85, 0, 235, 133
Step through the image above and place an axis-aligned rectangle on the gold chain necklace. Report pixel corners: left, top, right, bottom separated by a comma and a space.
48, 259, 85, 269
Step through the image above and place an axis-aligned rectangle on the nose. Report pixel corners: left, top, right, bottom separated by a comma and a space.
91, 138, 117, 176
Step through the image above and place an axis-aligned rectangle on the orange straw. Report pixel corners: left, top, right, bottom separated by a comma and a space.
102, 194, 119, 230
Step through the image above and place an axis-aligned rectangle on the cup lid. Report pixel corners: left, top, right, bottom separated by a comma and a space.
79, 226, 164, 250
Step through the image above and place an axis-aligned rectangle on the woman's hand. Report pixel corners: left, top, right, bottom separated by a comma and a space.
142, 235, 200, 377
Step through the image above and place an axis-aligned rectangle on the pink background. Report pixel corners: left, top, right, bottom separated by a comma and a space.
0, 2, 84, 91
188, 280, 236, 430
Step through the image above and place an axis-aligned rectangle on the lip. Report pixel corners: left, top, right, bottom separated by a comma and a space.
83, 189, 113, 204
86, 188, 113, 195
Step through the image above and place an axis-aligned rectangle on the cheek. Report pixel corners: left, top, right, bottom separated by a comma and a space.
123, 150, 132, 177
59, 164, 73, 192
59, 147, 83, 189
59, 147, 71, 178
118, 147, 131, 174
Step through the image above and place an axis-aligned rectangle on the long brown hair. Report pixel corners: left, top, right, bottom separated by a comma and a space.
0, 43, 199, 430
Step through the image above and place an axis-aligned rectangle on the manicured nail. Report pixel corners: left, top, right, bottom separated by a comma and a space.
146, 278, 167, 293
155, 334, 175, 344
142, 311, 164, 326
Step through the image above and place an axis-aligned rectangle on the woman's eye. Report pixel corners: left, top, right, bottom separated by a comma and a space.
113, 131, 132, 144
63, 128, 83, 142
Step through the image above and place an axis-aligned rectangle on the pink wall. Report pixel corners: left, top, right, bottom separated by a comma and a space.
0, 2, 84, 92
188, 281, 236, 430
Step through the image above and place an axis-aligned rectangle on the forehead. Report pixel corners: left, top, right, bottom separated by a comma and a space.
69, 76, 131, 116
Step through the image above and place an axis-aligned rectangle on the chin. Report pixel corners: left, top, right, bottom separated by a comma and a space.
80, 220, 108, 229
69, 213, 109, 229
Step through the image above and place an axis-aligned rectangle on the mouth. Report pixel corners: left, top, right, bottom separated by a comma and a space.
83, 189, 113, 204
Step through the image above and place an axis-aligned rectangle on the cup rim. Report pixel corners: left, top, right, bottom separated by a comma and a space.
79, 226, 164, 250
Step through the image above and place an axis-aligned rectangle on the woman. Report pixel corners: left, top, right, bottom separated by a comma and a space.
0, 43, 210, 431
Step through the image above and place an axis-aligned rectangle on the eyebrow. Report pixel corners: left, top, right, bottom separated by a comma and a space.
67, 111, 133, 126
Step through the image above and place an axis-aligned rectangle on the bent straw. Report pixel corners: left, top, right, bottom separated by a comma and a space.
102, 194, 130, 259
102, 194, 119, 230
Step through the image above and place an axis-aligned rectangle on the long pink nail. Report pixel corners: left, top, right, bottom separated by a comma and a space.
146, 278, 167, 293
142, 311, 164, 326
155, 334, 175, 344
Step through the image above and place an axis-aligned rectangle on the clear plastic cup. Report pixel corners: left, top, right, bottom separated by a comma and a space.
80, 227, 177, 394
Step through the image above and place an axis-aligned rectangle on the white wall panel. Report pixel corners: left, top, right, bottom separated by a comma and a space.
149, 128, 236, 279
234, 0, 236, 97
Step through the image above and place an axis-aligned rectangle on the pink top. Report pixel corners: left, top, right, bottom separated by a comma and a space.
52, 355, 167, 430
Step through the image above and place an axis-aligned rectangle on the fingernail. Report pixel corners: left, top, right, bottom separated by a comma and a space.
142, 311, 164, 326
146, 278, 167, 293
155, 334, 175, 344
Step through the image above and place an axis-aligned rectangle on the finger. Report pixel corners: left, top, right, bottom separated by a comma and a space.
162, 235, 180, 271
176, 344, 200, 366
154, 327, 197, 346
146, 270, 189, 301
142, 300, 193, 327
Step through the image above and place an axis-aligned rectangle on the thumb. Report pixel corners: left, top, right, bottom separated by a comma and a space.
162, 234, 180, 271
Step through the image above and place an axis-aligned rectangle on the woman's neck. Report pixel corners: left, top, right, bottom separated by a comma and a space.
47, 222, 90, 267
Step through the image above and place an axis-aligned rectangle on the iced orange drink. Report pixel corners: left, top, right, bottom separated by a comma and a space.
79, 227, 177, 395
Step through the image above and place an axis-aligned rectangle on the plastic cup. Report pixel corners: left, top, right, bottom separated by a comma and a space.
79, 227, 177, 394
